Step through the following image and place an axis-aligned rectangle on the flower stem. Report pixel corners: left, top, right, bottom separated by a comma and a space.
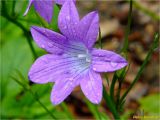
11, 76, 57, 119
1, 1, 37, 60
61, 102, 74, 120
120, 33, 159, 104
103, 85, 120, 119
11, 0, 16, 16
110, 73, 118, 103
98, 27, 102, 49
85, 99, 102, 120
133, 0, 160, 21
115, 68, 127, 111
121, 0, 132, 53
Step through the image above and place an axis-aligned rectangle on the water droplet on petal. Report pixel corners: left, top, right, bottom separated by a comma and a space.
64, 84, 69, 90
86, 92, 89, 96
98, 54, 103, 57
48, 42, 53, 47
66, 15, 70, 20
105, 58, 110, 61
95, 100, 98, 103
42, 57, 48, 63
110, 61, 118, 67
41, 44, 45, 48
70, 82, 73, 86
93, 67, 97, 71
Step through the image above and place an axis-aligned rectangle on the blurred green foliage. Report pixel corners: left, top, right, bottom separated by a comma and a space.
0, 1, 70, 119
139, 93, 160, 115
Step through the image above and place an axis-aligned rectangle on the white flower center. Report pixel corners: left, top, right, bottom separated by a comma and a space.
77, 53, 91, 63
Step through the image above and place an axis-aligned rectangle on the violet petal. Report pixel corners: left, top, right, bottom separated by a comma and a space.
91, 49, 128, 72
28, 54, 60, 84
78, 11, 99, 49
58, 0, 79, 41
55, 0, 76, 5
33, 0, 54, 23
23, 0, 34, 16
30, 26, 66, 54
80, 69, 102, 104
51, 66, 87, 105
28, 53, 88, 84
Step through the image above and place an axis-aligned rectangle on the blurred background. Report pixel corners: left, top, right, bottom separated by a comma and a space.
1, 0, 160, 119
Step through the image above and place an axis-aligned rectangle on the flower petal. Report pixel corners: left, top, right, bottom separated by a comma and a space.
80, 69, 102, 104
78, 11, 99, 49
51, 64, 88, 105
91, 49, 128, 72
23, 0, 34, 16
31, 26, 88, 55
28, 54, 62, 84
55, 0, 76, 5
28, 53, 89, 84
33, 0, 54, 23
30, 26, 66, 54
58, 0, 79, 40
51, 79, 74, 105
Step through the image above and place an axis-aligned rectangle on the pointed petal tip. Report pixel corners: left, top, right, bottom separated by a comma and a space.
23, 13, 27, 17
91, 98, 102, 104
92, 11, 98, 14
121, 58, 128, 67
51, 100, 60, 106
31, 26, 38, 30
125, 61, 128, 66
30, 26, 42, 33
28, 74, 31, 81
47, 19, 52, 24
50, 95, 62, 105
27, 73, 41, 84
91, 49, 129, 72
89, 11, 99, 17
44, 17, 52, 24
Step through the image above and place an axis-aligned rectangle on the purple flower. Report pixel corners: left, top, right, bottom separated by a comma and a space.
24, 0, 75, 23
28, 0, 127, 105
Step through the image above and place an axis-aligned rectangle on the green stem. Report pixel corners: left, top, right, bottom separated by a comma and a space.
12, 0, 16, 16
103, 85, 120, 119
116, 67, 129, 112
11, 76, 57, 119
85, 99, 102, 120
133, 0, 160, 21
61, 102, 74, 120
104, 73, 110, 87
34, 92, 57, 119
120, 33, 159, 104
98, 27, 102, 49
1, 1, 37, 60
110, 73, 117, 103
121, 0, 132, 52
94, 105, 102, 120
34, 12, 49, 28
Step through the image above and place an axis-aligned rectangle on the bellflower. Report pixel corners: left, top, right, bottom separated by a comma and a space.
28, 0, 127, 105
24, 0, 75, 23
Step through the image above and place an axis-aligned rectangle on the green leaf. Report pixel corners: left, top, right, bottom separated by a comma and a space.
85, 99, 103, 120
139, 94, 160, 115
120, 33, 159, 104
